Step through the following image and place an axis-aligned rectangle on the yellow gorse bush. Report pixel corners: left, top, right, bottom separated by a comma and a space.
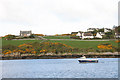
31, 51, 36, 54
2, 41, 76, 55
18, 44, 32, 48
40, 49, 47, 53
3, 50, 12, 54
115, 40, 120, 43
97, 43, 113, 49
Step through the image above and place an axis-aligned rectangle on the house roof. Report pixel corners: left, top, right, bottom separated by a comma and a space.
84, 32, 93, 36
71, 32, 78, 34
20, 31, 32, 34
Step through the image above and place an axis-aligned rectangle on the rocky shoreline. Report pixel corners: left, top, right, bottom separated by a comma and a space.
1, 52, 120, 60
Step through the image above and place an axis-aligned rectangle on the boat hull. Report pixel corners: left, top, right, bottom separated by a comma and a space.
78, 59, 98, 63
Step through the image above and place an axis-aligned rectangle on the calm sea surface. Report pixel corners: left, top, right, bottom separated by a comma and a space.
0, 58, 118, 78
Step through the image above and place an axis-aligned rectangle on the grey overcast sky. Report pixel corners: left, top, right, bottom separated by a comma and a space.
0, 0, 119, 36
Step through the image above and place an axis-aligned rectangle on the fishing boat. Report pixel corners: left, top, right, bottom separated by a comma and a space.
78, 55, 98, 63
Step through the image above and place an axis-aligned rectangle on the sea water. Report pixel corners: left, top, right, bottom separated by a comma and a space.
0, 58, 118, 78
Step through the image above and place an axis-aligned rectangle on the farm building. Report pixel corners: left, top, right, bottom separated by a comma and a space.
20, 31, 32, 37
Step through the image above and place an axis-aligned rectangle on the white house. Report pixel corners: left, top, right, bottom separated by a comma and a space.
115, 33, 120, 38
95, 32, 102, 38
76, 32, 81, 36
76, 32, 103, 39
104, 28, 111, 33
80, 32, 94, 39
99, 32, 105, 36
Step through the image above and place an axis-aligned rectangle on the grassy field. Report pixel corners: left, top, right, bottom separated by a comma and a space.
43, 36, 71, 39
2, 38, 43, 46
0, 39, 1, 48
49, 40, 118, 49
1, 38, 118, 50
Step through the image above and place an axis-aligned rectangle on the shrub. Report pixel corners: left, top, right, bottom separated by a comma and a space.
2, 41, 76, 55
97, 43, 113, 50
3, 50, 12, 55
115, 40, 120, 43
5, 35, 16, 40
29, 34, 35, 38
97, 43, 117, 52
2, 45, 18, 51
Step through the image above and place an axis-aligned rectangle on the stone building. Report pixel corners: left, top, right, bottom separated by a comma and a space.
20, 31, 32, 37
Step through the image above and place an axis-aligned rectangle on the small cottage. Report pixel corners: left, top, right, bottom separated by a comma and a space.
82, 32, 94, 39
20, 31, 32, 37
95, 32, 103, 38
